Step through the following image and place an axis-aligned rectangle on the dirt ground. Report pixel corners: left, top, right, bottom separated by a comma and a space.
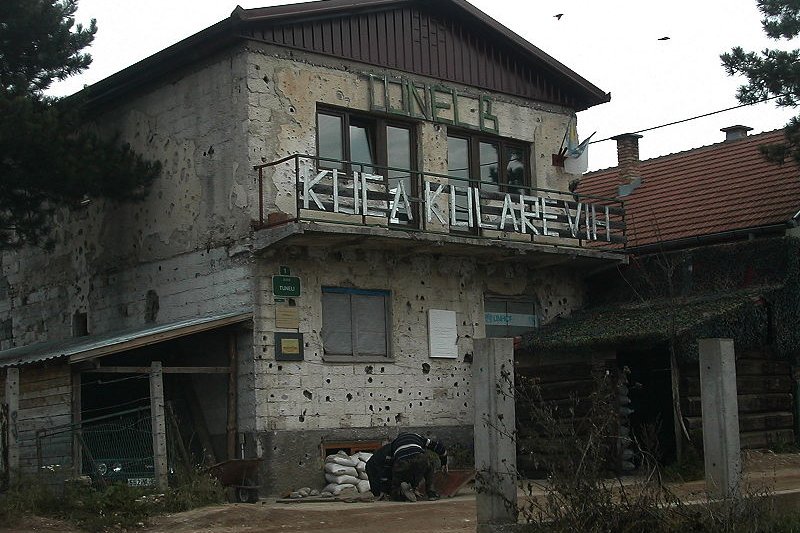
4, 450, 800, 533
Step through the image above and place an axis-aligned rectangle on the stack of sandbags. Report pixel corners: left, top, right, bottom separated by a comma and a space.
321, 450, 374, 496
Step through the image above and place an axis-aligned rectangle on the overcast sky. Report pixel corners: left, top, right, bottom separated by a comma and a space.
49, 0, 798, 171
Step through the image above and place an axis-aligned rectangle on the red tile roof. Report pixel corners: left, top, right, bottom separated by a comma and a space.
577, 129, 800, 249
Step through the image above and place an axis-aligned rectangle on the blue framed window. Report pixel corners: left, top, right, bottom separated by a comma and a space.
322, 287, 391, 357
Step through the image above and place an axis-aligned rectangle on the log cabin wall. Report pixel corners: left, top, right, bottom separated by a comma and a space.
514, 352, 615, 476
16, 364, 73, 473
681, 347, 794, 450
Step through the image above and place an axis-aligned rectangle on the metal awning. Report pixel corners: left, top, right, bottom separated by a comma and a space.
0, 310, 252, 368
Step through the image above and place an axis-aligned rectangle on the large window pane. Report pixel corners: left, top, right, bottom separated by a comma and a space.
387, 126, 413, 223
447, 136, 470, 181
479, 142, 500, 193
353, 294, 388, 356
349, 121, 375, 173
318, 113, 343, 170
505, 145, 527, 193
322, 291, 352, 354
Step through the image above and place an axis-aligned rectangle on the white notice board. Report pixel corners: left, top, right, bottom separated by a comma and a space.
428, 309, 458, 359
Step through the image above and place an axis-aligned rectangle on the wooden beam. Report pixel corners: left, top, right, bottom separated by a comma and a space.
149, 362, 169, 490
82, 366, 231, 374
71, 370, 82, 478
5, 367, 19, 484
227, 333, 238, 461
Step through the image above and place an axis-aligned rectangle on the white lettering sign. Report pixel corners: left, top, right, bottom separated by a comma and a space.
300, 168, 614, 242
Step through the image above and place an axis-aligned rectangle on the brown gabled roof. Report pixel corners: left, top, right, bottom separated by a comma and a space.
85, 0, 608, 112
577, 129, 800, 249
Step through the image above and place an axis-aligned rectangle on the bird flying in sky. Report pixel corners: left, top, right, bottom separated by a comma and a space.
554, 13, 564, 20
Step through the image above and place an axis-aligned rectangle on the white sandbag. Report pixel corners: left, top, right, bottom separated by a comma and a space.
356, 460, 367, 471
358, 470, 369, 480
325, 473, 361, 485
324, 463, 358, 477
356, 452, 373, 462
325, 451, 358, 467
322, 482, 356, 495
356, 479, 371, 493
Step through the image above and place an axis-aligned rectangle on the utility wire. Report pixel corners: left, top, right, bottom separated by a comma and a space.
589, 93, 788, 145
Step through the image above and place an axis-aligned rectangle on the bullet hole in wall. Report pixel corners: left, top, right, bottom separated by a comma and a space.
326, 396, 331, 402
398, 388, 403, 394
365, 366, 373, 374
277, 365, 283, 371
347, 393, 353, 401
368, 377, 373, 383
422, 363, 431, 374
303, 390, 312, 400
326, 378, 331, 384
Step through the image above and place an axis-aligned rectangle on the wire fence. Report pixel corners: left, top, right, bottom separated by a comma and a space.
36, 406, 172, 489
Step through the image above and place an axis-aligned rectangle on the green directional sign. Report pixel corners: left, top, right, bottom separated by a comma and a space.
272, 275, 301, 297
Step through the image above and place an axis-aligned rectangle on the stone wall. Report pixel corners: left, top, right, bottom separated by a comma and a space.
0, 47, 256, 350
252, 247, 582, 433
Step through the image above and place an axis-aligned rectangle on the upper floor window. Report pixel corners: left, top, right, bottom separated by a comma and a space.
316, 107, 417, 224
447, 132, 529, 194
317, 108, 415, 176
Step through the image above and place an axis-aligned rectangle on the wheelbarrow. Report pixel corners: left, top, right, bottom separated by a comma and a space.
207, 458, 262, 503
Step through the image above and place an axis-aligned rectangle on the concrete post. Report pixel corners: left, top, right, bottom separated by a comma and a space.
149, 362, 169, 490
5, 367, 19, 484
699, 338, 741, 498
474, 338, 517, 530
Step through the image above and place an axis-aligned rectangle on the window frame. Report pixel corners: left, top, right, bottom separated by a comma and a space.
315, 106, 418, 174
316, 106, 419, 226
321, 286, 393, 363
446, 129, 531, 191
484, 295, 538, 338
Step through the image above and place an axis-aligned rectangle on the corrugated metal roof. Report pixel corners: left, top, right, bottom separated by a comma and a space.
577, 129, 800, 249
0, 311, 252, 368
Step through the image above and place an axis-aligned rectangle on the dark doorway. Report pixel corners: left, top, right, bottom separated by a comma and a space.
618, 347, 676, 464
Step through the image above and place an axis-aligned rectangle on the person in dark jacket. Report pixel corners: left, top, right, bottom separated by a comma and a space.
388, 433, 448, 501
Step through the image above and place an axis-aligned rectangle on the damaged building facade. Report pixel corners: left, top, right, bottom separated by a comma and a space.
0, 0, 625, 494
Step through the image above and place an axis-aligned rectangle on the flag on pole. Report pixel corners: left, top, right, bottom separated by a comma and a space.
561, 116, 595, 174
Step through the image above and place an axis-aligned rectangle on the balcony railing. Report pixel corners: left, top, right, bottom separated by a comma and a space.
254, 155, 625, 249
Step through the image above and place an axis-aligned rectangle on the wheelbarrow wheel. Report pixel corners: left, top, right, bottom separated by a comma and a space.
236, 487, 259, 503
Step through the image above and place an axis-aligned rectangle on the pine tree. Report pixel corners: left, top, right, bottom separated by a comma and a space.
721, 0, 800, 164
0, 0, 160, 249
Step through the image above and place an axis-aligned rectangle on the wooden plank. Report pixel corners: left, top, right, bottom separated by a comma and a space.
683, 393, 792, 417
20, 385, 72, 400
736, 359, 791, 376
682, 375, 792, 396
20, 393, 71, 410
82, 366, 231, 374
6, 367, 19, 482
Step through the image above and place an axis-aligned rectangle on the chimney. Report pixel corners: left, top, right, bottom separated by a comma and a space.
611, 133, 642, 183
720, 125, 752, 141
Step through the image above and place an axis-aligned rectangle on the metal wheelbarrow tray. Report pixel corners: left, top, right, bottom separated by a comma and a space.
207, 458, 262, 503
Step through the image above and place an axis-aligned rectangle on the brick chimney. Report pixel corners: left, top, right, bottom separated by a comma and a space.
720, 125, 752, 141
611, 133, 642, 184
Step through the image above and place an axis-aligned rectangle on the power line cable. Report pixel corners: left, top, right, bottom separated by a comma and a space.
589, 93, 788, 145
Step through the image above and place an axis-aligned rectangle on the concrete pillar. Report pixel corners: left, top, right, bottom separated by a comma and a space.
149, 362, 169, 490
699, 338, 741, 498
474, 338, 517, 530
5, 367, 19, 484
